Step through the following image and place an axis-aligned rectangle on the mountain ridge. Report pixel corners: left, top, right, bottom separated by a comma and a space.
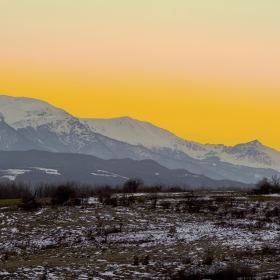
1, 95, 280, 184
0, 149, 252, 188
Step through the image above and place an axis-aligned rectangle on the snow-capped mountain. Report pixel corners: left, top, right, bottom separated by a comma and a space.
0, 120, 40, 151
81, 117, 180, 149
0, 95, 70, 129
1, 95, 280, 184
81, 117, 280, 172
0, 95, 123, 157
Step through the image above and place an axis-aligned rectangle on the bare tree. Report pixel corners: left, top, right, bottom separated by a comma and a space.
123, 178, 144, 193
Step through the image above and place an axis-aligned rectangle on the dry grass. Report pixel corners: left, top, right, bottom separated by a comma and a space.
0, 199, 21, 208
1, 191, 280, 279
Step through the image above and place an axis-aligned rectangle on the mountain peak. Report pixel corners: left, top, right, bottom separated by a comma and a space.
1, 94, 280, 182
0, 95, 70, 128
232, 139, 263, 149
246, 139, 262, 147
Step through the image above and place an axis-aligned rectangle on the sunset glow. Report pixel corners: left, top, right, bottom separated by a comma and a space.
1, 1, 280, 150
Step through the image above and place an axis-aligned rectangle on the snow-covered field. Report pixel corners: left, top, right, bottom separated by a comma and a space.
0, 167, 61, 181
1, 192, 280, 279
0, 169, 30, 181
91, 170, 129, 180
32, 167, 61, 176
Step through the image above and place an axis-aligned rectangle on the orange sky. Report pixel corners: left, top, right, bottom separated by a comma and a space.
1, 1, 280, 150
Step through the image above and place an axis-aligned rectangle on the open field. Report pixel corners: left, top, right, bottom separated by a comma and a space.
1, 191, 280, 279
0, 199, 21, 208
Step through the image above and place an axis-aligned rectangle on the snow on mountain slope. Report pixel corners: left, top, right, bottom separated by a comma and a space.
175, 139, 280, 170
0, 95, 69, 126
80, 117, 208, 156
220, 140, 280, 169
0, 96, 105, 153
0, 95, 96, 141
1, 95, 280, 176
81, 117, 280, 172
0, 96, 160, 159
80, 117, 180, 149
0, 121, 40, 151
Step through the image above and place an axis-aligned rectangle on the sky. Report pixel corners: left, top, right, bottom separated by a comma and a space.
1, 1, 280, 150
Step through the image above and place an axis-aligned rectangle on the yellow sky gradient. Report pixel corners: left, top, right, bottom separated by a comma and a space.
2, 62, 279, 150
1, 1, 280, 150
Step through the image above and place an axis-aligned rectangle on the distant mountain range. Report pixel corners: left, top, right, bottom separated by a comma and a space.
0, 150, 252, 188
0, 95, 280, 185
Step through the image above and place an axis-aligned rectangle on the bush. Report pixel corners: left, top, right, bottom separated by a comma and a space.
118, 195, 135, 206
122, 178, 143, 193
253, 176, 280, 194
18, 189, 42, 211
173, 271, 200, 280
173, 265, 254, 280
103, 197, 118, 207
0, 181, 31, 199
160, 201, 172, 209
51, 184, 77, 205
95, 185, 112, 204
204, 265, 254, 280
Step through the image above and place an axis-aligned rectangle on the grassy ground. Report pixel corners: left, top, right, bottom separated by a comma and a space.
1, 192, 280, 279
0, 199, 21, 207
247, 195, 280, 201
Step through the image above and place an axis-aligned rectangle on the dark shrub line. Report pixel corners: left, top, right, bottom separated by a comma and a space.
252, 175, 280, 194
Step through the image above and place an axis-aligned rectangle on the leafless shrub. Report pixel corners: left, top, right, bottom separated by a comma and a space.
261, 244, 276, 255
173, 265, 255, 280
95, 185, 112, 204
133, 255, 139, 265
202, 247, 214, 265
208, 203, 218, 213
141, 255, 150, 265
103, 197, 118, 207
118, 195, 135, 206
18, 189, 42, 211
254, 219, 264, 228
172, 270, 200, 280
51, 184, 77, 205
40, 273, 47, 280
253, 175, 280, 194
150, 194, 158, 209
265, 207, 279, 220
231, 209, 246, 219
122, 178, 143, 193
169, 226, 177, 234
160, 201, 172, 209
204, 265, 254, 280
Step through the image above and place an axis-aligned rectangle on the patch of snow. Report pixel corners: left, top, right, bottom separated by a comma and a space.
32, 167, 61, 175
101, 271, 116, 276
1, 175, 16, 181
91, 170, 129, 180
0, 169, 30, 181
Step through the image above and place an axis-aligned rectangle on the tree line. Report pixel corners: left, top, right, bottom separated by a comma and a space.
0, 178, 185, 200
252, 175, 280, 194
1, 175, 278, 203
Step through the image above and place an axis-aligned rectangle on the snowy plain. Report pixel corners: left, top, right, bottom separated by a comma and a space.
1, 191, 280, 279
